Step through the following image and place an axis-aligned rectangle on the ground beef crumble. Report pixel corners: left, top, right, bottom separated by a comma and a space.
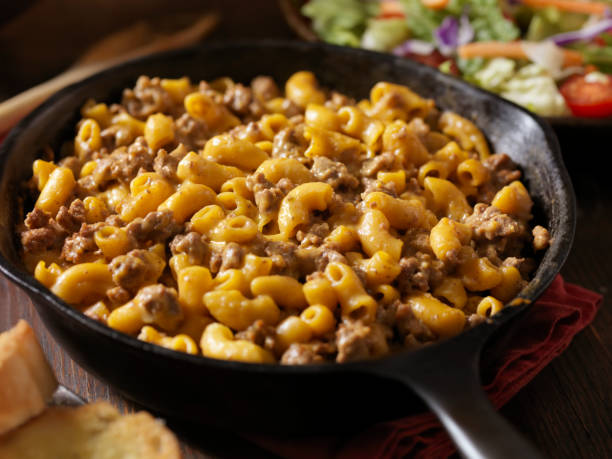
61, 223, 103, 263
335, 320, 391, 363
281, 341, 336, 364
109, 249, 159, 293
122, 76, 174, 119
397, 253, 445, 295
170, 232, 208, 264
477, 153, 522, 204
134, 284, 183, 331
310, 157, 359, 189
235, 320, 277, 353
125, 210, 180, 245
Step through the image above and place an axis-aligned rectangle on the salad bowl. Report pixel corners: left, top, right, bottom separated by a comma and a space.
280, 0, 612, 126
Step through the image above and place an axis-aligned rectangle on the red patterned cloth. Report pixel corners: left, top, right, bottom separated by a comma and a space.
251, 275, 602, 459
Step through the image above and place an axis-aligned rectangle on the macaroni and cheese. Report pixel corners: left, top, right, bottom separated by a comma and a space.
19, 72, 550, 364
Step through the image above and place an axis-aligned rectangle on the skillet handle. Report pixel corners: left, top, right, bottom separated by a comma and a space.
381, 339, 544, 459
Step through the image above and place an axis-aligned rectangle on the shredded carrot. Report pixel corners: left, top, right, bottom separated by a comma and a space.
522, 0, 608, 16
421, 0, 450, 10
379, 1, 405, 17
458, 41, 584, 67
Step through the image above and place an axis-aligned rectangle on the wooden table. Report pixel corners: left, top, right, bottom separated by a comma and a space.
1, 2, 611, 457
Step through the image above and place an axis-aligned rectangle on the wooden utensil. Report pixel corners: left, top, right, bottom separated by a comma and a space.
0, 12, 218, 134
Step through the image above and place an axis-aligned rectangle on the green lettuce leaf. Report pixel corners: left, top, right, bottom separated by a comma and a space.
399, 0, 519, 43
575, 44, 612, 73
473, 57, 516, 91
302, 0, 379, 47
500, 64, 570, 116
399, 0, 445, 41
361, 18, 411, 51
525, 8, 588, 41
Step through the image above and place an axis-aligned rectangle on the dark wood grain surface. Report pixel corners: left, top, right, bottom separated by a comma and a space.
1, 1, 611, 457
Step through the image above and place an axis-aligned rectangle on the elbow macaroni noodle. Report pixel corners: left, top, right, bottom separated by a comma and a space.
20, 72, 548, 364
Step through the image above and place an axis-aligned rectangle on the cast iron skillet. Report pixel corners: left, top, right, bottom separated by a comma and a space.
0, 41, 575, 458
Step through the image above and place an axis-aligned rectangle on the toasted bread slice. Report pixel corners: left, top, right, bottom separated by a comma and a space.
0, 402, 182, 458
0, 320, 58, 435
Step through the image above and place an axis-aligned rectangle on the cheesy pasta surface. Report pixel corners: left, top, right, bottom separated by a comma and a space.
19, 72, 549, 364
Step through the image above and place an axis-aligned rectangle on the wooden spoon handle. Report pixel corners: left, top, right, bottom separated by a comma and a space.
0, 13, 218, 134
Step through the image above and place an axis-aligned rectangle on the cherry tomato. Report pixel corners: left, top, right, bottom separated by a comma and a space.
560, 73, 612, 118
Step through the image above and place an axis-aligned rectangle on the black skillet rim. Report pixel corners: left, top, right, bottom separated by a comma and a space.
0, 39, 576, 375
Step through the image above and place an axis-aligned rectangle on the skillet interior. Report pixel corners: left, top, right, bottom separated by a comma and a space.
0, 41, 575, 433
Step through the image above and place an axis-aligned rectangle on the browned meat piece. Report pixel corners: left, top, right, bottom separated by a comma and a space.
407, 117, 430, 140
224, 83, 252, 115
335, 320, 390, 363
21, 228, 62, 253
24, 208, 52, 229
61, 223, 102, 263
247, 173, 290, 229
483, 152, 517, 174
467, 313, 486, 328
55, 199, 86, 233
478, 153, 522, 204
235, 320, 276, 353
231, 121, 265, 143
362, 171, 416, 197
153, 144, 189, 181
58, 156, 82, 178
310, 157, 359, 189
105, 214, 125, 227
169, 232, 208, 264
21, 208, 67, 252
314, 247, 348, 272
134, 284, 183, 331
86, 138, 155, 190
100, 124, 133, 150
246, 172, 270, 194
280, 99, 302, 118
109, 249, 158, 292
465, 204, 526, 240
402, 228, 434, 258
255, 186, 285, 216
397, 253, 445, 294
122, 76, 173, 119
76, 174, 99, 196
324, 91, 355, 110
375, 300, 398, 328
106, 286, 131, 306
223, 83, 263, 119
360, 152, 396, 177
126, 210, 180, 245
210, 242, 245, 273
263, 239, 303, 276
395, 301, 436, 341
502, 257, 536, 278
174, 113, 209, 150
251, 76, 280, 101
251, 176, 285, 211
196, 80, 222, 101
532, 225, 550, 251
296, 223, 330, 248
272, 125, 309, 160
465, 204, 530, 263
220, 242, 244, 271
281, 341, 336, 365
